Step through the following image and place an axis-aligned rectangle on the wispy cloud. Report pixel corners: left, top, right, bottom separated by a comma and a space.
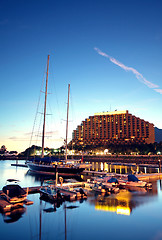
8, 136, 29, 141
94, 47, 162, 94
8, 136, 18, 140
154, 89, 162, 94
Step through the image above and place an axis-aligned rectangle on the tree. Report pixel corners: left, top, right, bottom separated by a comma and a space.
0, 145, 7, 154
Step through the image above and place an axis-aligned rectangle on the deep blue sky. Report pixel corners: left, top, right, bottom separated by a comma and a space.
0, 0, 162, 152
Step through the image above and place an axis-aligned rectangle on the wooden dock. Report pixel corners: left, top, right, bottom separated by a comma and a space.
137, 173, 162, 181
23, 186, 41, 194
11, 163, 28, 168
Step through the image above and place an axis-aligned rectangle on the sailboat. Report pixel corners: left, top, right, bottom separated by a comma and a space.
27, 55, 84, 176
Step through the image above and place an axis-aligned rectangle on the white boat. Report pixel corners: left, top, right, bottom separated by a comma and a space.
92, 175, 119, 189
117, 174, 151, 188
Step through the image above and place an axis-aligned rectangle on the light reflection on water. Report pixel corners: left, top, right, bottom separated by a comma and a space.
92, 161, 160, 174
0, 160, 162, 240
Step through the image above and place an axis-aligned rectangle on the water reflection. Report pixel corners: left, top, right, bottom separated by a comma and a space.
40, 194, 63, 211
159, 180, 162, 190
2, 206, 26, 223
88, 182, 157, 216
91, 161, 159, 174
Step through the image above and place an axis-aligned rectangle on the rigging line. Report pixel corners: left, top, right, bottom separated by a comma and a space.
49, 58, 62, 123
30, 106, 43, 158
45, 101, 55, 142
45, 57, 61, 147
28, 66, 46, 150
35, 110, 44, 145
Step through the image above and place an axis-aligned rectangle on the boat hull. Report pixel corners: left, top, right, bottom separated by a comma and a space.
27, 163, 84, 175
118, 179, 147, 188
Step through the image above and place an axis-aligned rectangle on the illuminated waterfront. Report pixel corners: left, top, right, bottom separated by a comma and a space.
91, 161, 160, 174
1, 160, 162, 240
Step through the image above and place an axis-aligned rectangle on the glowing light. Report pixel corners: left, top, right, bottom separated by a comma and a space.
95, 204, 131, 216
116, 207, 131, 216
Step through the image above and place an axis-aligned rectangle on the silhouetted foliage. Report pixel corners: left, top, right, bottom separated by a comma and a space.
68, 140, 162, 155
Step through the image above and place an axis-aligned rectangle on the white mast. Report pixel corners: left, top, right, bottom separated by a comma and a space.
41, 55, 50, 158
65, 84, 70, 161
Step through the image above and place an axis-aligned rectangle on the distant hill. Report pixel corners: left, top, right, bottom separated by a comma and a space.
155, 127, 162, 142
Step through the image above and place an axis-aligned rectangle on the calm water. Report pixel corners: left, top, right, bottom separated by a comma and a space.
1, 160, 162, 240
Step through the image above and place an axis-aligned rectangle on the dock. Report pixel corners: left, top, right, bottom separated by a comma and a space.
24, 186, 41, 194
137, 173, 162, 181
83, 170, 108, 176
11, 163, 28, 168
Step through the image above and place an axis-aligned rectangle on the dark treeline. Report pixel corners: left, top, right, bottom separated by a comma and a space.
18, 145, 64, 158
1, 142, 162, 158
68, 142, 162, 155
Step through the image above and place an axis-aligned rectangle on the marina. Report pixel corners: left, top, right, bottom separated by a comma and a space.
0, 170, 159, 212
1, 159, 162, 240
1, 1, 162, 239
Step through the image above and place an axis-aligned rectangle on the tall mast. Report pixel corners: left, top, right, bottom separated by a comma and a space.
41, 55, 50, 158
65, 84, 70, 161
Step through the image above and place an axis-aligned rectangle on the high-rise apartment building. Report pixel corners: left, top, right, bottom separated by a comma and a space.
72, 110, 155, 146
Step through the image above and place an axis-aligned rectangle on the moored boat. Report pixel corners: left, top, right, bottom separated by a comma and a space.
1, 182, 27, 204
117, 174, 152, 188
56, 185, 87, 201
27, 161, 84, 175
27, 57, 85, 176
91, 183, 106, 194
39, 186, 64, 202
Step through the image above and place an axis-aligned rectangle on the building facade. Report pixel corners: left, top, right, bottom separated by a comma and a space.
72, 110, 155, 147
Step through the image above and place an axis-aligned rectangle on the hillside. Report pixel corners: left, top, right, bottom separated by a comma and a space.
155, 127, 162, 142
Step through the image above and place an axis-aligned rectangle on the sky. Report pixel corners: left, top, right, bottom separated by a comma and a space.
0, 0, 162, 153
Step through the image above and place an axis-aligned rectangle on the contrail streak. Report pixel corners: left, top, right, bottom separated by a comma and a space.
94, 47, 162, 93
154, 89, 162, 94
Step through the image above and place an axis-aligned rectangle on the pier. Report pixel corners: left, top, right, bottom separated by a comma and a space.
73, 154, 162, 165
11, 163, 28, 168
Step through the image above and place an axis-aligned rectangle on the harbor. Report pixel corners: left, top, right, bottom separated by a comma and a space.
1, 159, 162, 240
1, 0, 162, 239
1, 170, 161, 212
